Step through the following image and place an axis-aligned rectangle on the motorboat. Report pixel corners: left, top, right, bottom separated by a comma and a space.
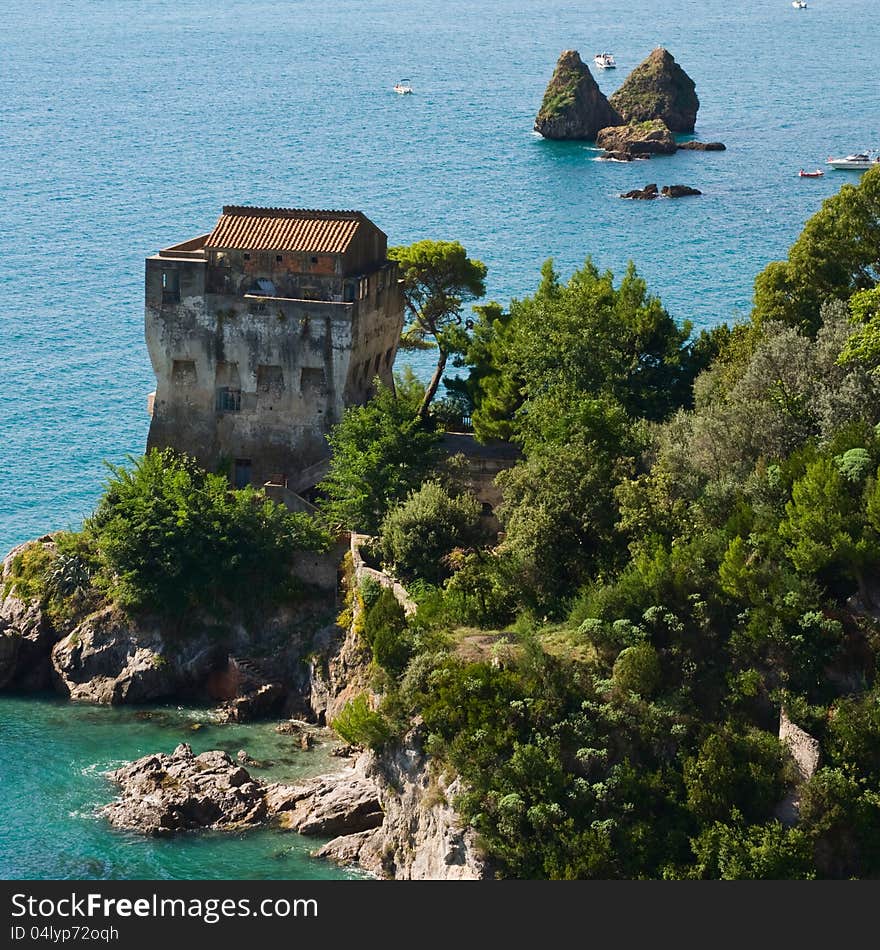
798, 169, 824, 178
594, 53, 616, 69
393, 79, 413, 95
825, 152, 880, 170
792, 1, 807, 8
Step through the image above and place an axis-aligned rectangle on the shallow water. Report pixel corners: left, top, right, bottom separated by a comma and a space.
0, 695, 358, 880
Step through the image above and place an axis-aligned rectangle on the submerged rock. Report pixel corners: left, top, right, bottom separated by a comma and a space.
596, 119, 677, 156
101, 743, 268, 836
534, 49, 621, 140
610, 47, 699, 133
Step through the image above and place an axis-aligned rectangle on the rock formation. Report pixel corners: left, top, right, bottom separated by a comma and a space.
661, 184, 702, 197
678, 141, 726, 151
102, 744, 268, 836
620, 184, 660, 200
609, 47, 699, 133
534, 49, 621, 140
596, 119, 677, 156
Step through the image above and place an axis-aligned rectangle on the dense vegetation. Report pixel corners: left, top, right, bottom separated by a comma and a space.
326, 168, 880, 879
5, 449, 329, 622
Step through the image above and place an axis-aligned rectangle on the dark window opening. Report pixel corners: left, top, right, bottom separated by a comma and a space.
161, 270, 180, 304
300, 367, 326, 391
243, 253, 251, 261
216, 387, 241, 412
311, 256, 319, 264
276, 254, 283, 263
257, 364, 284, 395
233, 459, 252, 489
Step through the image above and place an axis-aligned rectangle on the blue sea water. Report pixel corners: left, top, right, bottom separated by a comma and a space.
0, 0, 878, 880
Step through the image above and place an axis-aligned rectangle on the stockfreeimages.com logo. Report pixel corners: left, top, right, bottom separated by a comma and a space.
10, 892, 318, 926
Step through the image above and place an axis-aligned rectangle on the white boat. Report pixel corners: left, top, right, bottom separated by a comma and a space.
393, 79, 413, 95
792, 1, 807, 8
826, 151, 880, 170
594, 53, 616, 69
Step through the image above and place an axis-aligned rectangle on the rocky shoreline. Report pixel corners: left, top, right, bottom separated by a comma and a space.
102, 733, 489, 880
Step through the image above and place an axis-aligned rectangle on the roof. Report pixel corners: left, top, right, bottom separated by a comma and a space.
204, 206, 375, 254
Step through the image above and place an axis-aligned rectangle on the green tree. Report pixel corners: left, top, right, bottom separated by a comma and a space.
85, 449, 327, 617
752, 165, 880, 333
388, 240, 487, 417
318, 379, 441, 534
838, 285, 880, 369
379, 480, 484, 585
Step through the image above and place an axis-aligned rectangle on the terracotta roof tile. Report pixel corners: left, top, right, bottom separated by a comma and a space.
205, 206, 368, 254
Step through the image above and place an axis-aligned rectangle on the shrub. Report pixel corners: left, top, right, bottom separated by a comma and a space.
330, 693, 392, 749
362, 587, 411, 675
379, 481, 483, 585
84, 449, 329, 618
612, 643, 662, 697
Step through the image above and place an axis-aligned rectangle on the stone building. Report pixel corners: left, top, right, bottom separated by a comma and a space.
145, 206, 405, 494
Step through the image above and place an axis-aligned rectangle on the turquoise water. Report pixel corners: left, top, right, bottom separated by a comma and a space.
2, 0, 878, 552
1, 0, 878, 880
0, 695, 358, 879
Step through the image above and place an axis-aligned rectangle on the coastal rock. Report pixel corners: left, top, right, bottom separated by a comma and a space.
51, 606, 220, 704
313, 731, 491, 880
621, 184, 660, 200
101, 743, 268, 836
534, 49, 621, 140
661, 184, 702, 197
678, 141, 726, 151
216, 682, 285, 723
610, 47, 699, 133
596, 119, 677, 156
0, 541, 61, 691
266, 765, 384, 837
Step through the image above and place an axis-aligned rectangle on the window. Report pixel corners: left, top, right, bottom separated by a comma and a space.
276, 254, 283, 263
171, 359, 197, 385
311, 256, 319, 265
216, 387, 241, 412
300, 367, 326, 391
161, 269, 180, 304
243, 253, 251, 261
257, 364, 284, 396
233, 459, 252, 489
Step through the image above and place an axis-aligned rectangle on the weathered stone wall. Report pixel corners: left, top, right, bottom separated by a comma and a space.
145, 255, 404, 489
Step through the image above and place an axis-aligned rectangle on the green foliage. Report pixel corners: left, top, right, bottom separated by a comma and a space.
683, 729, 791, 824
330, 694, 392, 749
85, 449, 328, 617
379, 481, 484, 585
612, 643, 662, 697
752, 165, 880, 333
318, 380, 441, 534
362, 587, 412, 675
388, 240, 487, 415
685, 819, 815, 879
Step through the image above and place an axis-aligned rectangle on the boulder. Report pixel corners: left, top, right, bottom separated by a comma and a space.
678, 141, 726, 151
265, 767, 384, 837
534, 49, 621, 140
661, 184, 702, 197
620, 184, 660, 200
101, 743, 268, 836
51, 605, 220, 704
610, 47, 699, 133
596, 119, 677, 155
1, 541, 61, 691
216, 682, 285, 723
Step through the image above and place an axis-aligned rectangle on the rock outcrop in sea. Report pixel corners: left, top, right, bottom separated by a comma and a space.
609, 47, 699, 133
534, 49, 621, 140
678, 140, 726, 151
596, 119, 677, 156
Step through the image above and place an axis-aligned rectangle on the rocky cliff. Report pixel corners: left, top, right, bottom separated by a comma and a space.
596, 119, 677, 156
534, 49, 621, 140
609, 47, 699, 133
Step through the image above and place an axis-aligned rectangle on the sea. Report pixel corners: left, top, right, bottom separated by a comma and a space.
0, 0, 877, 879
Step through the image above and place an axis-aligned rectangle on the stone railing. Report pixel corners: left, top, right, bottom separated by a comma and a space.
349, 533, 416, 617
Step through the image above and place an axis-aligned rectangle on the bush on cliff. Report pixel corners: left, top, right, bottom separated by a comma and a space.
84, 448, 329, 618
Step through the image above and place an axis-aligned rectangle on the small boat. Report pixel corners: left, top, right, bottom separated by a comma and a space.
792, 1, 807, 8
798, 168, 824, 178
393, 79, 413, 95
826, 151, 880, 170
594, 53, 616, 69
